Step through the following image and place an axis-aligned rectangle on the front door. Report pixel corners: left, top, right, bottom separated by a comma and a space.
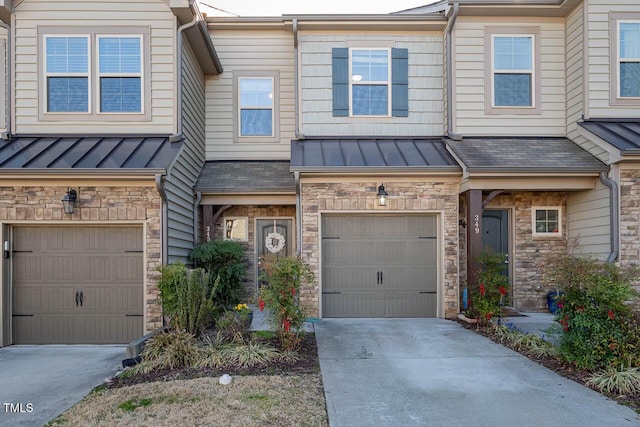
482, 209, 511, 302
256, 219, 293, 288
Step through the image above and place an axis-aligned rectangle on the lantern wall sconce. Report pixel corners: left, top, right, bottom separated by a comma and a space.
377, 183, 388, 206
62, 188, 77, 215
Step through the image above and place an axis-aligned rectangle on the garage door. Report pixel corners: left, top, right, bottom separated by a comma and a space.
12, 226, 143, 344
322, 215, 438, 318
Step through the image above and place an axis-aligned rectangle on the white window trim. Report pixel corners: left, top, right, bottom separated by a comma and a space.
96, 35, 144, 115
43, 35, 91, 114
237, 76, 275, 138
223, 217, 249, 242
232, 70, 280, 143
491, 34, 535, 109
616, 20, 640, 100
532, 207, 562, 237
38, 26, 151, 122
348, 47, 392, 118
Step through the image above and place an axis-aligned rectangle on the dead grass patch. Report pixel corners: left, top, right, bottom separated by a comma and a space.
49, 375, 327, 427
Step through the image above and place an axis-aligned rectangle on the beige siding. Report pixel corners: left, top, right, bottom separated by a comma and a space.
453, 17, 566, 136
567, 181, 611, 259
587, 0, 640, 117
300, 31, 444, 137
13, 0, 176, 134
205, 29, 294, 160
566, 2, 584, 137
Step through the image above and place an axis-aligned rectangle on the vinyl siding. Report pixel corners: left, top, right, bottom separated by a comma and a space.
453, 17, 566, 136
300, 32, 444, 137
566, 2, 584, 138
567, 180, 611, 260
205, 29, 294, 160
165, 38, 205, 264
587, 0, 640, 117
0, 35, 6, 132
13, 0, 176, 134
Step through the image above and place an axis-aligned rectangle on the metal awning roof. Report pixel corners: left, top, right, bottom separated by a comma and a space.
579, 119, 640, 154
0, 135, 179, 172
290, 138, 461, 173
195, 161, 295, 193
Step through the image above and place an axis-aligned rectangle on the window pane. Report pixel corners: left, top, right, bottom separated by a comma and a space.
352, 85, 388, 115
494, 74, 532, 106
620, 62, 640, 97
46, 37, 88, 73
99, 37, 141, 73
239, 78, 273, 108
240, 109, 272, 136
547, 210, 558, 221
494, 37, 532, 70
620, 23, 640, 59
535, 210, 546, 221
100, 77, 141, 112
351, 50, 388, 82
47, 77, 88, 112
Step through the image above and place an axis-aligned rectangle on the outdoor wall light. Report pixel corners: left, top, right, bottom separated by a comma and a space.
377, 183, 388, 206
62, 188, 77, 215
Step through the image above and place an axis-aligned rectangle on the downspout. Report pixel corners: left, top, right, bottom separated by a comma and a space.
600, 171, 619, 264
445, 2, 461, 141
293, 19, 304, 139
295, 172, 302, 257
169, 14, 199, 143
0, 20, 11, 140
193, 191, 202, 245
155, 174, 168, 266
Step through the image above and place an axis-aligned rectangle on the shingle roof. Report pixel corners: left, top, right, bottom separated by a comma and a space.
290, 138, 460, 172
445, 137, 606, 173
579, 119, 640, 154
195, 161, 295, 193
0, 136, 179, 171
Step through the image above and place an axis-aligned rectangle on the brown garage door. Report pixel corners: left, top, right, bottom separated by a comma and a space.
12, 226, 143, 344
322, 215, 438, 318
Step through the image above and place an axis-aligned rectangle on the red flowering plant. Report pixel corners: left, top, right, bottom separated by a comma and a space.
466, 249, 510, 327
258, 254, 315, 350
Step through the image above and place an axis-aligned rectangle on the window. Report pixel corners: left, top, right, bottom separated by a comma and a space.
618, 21, 640, 98
39, 27, 149, 121
239, 77, 273, 136
332, 47, 408, 117
350, 49, 390, 116
484, 26, 540, 115
224, 217, 248, 242
532, 207, 561, 236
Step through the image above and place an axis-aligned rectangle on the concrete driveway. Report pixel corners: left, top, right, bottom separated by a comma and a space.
0, 345, 124, 427
315, 318, 640, 427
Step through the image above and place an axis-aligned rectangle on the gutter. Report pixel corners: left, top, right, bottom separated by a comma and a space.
169, 14, 199, 143
445, 2, 461, 141
599, 171, 619, 264
295, 171, 302, 257
155, 174, 168, 265
293, 19, 304, 139
0, 19, 11, 140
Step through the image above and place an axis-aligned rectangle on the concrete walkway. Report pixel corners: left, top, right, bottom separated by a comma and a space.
315, 318, 640, 427
0, 345, 124, 427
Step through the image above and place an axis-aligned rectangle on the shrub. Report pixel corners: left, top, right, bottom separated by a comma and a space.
586, 367, 640, 395
258, 254, 314, 350
190, 239, 246, 309
544, 255, 640, 370
467, 250, 509, 326
134, 330, 199, 373
157, 264, 216, 336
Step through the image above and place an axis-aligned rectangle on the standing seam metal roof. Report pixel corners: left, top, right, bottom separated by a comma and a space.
579, 120, 640, 153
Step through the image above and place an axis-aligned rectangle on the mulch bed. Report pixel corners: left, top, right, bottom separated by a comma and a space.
108, 332, 320, 389
456, 318, 640, 414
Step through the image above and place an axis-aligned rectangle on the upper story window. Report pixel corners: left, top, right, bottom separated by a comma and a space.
618, 22, 640, 98
332, 47, 408, 118
39, 27, 150, 121
239, 77, 274, 136
484, 26, 540, 115
350, 49, 390, 116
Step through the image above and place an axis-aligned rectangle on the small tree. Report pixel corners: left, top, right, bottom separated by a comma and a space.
258, 254, 314, 350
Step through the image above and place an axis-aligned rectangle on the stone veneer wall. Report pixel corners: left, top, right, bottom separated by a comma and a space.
211, 205, 296, 300
0, 185, 163, 332
619, 170, 640, 297
300, 180, 460, 319
485, 191, 567, 311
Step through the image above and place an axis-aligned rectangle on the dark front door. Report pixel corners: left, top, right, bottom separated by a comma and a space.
482, 209, 511, 302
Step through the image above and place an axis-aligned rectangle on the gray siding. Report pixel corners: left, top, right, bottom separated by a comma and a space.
566, 2, 584, 139
567, 180, 611, 260
165, 39, 206, 264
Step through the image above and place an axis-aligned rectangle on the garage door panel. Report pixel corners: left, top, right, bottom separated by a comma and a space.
77, 316, 142, 343
113, 255, 143, 282
406, 240, 437, 264
384, 267, 437, 292
13, 316, 75, 344
13, 254, 41, 282
323, 241, 379, 265
82, 286, 142, 312
386, 293, 437, 317
324, 267, 378, 290
323, 292, 386, 317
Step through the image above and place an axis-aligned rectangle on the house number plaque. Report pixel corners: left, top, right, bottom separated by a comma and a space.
474, 214, 480, 234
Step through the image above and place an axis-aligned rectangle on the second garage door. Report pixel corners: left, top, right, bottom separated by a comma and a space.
12, 226, 143, 344
322, 215, 438, 318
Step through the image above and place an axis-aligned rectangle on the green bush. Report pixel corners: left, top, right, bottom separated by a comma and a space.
544, 255, 640, 370
157, 264, 216, 336
190, 239, 246, 308
133, 330, 199, 374
467, 250, 510, 326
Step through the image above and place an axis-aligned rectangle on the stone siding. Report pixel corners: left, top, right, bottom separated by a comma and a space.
620, 169, 640, 297
301, 180, 460, 319
0, 185, 163, 332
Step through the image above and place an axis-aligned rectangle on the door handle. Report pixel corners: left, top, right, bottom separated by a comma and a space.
79, 291, 84, 307
380, 271, 383, 285
377, 271, 381, 285
75, 291, 79, 307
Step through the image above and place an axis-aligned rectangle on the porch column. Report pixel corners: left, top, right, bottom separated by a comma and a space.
465, 189, 483, 293
201, 205, 214, 242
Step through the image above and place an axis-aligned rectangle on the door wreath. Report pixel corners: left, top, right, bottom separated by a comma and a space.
265, 232, 286, 254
